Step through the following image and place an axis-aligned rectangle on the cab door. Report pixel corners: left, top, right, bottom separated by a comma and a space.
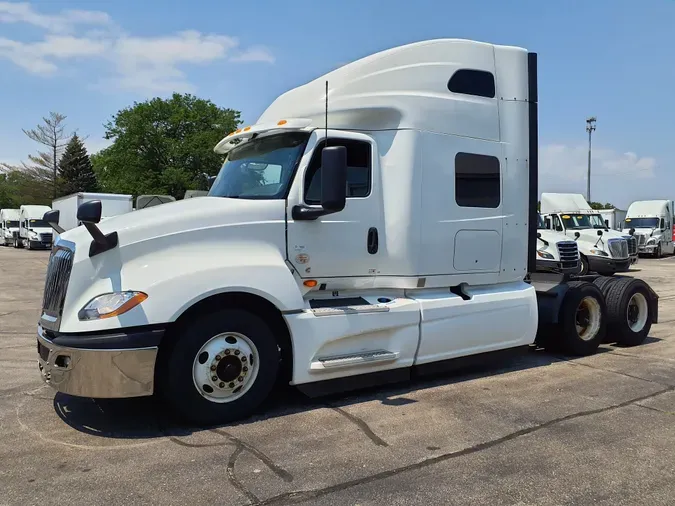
286, 131, 382, 287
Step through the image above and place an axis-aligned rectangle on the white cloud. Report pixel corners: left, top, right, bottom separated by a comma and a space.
230, 46, 275, 63
85, 136, 113, 155
0, 3, 274, 93
0, 2, 112, 33
540, 144, 657, 181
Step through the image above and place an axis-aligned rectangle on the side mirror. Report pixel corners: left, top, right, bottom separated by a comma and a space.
536, 232, 541, 238
43, 210, 64, 234
77, 200, 102, 224
629, 228, 635, 236
597, 230, 603, 236
320, 146, 347, 212
575, 232, 581, 239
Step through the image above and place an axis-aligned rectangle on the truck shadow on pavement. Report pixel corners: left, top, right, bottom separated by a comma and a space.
52, 337, 663, 441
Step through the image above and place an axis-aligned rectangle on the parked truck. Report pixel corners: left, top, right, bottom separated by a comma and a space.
540, 193, 638, 275
51, 193, 133, 235
623, 200, 675, 258
0, 209, 21, 247
18, 205, 53, 249
535, 214, 580, 274
37, 39, 659, 425
599, 208, 627, 232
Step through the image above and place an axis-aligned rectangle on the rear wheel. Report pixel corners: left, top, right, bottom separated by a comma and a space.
159, 308, 280, 426
544, 281, 607, 356
603, 277, 653, 346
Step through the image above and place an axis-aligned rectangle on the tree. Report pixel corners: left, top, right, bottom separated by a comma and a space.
57, 135, 98, 196
589, 201, 615, 210
0, 169, 51, 208
17, 112, 74, 198
91, 93, 241, 199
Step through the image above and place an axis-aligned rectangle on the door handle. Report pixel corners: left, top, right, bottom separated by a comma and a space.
367, 227, 378, 254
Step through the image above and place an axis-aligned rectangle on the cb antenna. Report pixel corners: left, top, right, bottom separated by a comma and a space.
325, 80, 328, 148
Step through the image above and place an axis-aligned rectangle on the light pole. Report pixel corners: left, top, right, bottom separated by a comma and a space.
586, 117, 596, 202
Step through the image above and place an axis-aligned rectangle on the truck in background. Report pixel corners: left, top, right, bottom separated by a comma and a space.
51, 193, 133, 235
136, 195, 176, 210
535, 213, 580, 274
540, 193, 638, 275
37, 39, 659, 426
0, 208, 21, 247
18, 205, 53, 249
623, 199, 675, 258
599, 208, 627, 231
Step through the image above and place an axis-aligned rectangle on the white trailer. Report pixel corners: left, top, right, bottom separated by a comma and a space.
52, 193, 133, 234
0, 208, 21, 247
18, 205, 52, 250
599, 208, 627, 231
36, 39, 659, 426
623, 200, 675, 257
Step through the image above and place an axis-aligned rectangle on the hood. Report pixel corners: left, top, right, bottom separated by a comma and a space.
28, 227, 53, 234
537, 229, 573, 246
58, 196, 285, 253
572, 228, 626, 244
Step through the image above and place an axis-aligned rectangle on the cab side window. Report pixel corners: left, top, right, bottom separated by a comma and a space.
304, 139, 371, 205
553, 215, 563, 232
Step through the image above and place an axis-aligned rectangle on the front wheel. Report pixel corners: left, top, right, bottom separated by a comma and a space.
159, 309, 280, 426
654, 244, 662, 258
578, 255, 590, 275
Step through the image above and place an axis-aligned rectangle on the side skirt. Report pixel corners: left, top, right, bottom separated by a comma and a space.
296, 345, 531, 398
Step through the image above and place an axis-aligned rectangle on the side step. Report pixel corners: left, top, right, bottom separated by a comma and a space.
309, 304, 390, 317
311, 350, 399, 370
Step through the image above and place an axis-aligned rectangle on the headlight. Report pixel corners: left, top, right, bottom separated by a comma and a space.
589, 249, 608, 256
29, 231, 38, 238
536, 250, 555, 260
647, 237, 658, 244
78, 291, 148, 321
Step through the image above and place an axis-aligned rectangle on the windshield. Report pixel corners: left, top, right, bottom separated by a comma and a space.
561, 213, 606, 230
209, 132, 310, 199
537, 214, 546, 229
625, 217, 659, 229
28, 219, 49, 228
5, 220, 19, 228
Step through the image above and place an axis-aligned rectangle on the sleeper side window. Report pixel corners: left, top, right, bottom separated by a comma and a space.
304, 139, 372, 205
448, 69, 496, 98
455, 152, 500, 208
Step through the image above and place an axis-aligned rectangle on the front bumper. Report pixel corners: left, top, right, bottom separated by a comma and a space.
587, 255, 631, 274
37, 325, 163, 399
535, 258, 579, 274
29, 240, 52, 249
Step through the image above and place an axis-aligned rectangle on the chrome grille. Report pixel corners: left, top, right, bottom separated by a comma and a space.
623, 236, 637, 255
12, 231, 18, 239
41, 246, 74, 327
608, 238, 628, 259
637, 234, 647, 246
557, 241, 579, 268
40, 233, 53, 243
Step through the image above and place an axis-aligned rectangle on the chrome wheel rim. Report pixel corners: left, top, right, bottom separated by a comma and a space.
575, 296, 602, 341
192, 332, 260, 403
627, 292, 648, 333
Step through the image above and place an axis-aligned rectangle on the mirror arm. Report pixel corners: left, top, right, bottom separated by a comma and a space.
292, 205, 334, 221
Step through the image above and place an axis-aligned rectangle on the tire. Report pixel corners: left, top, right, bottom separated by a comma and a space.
655, 244, 662, 259
592, 275, 618, 293
578, 255, 590, 275
159, 308, 280, 426
603, 277, 653, 346
545, 281, 607, 356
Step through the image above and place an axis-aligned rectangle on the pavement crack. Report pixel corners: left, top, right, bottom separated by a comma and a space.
211, 428, 294, 483
330, 406, 389, 447
254, 386, 674, 506
554, 354, 673, 388
636, 403, 674, 415
228, 444, 260, 505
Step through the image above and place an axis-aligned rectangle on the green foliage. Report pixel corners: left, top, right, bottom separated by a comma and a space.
0, 170, 51, 208
588, 201, 615, 210
57, 135, 98, 196
92, 93, 241, 199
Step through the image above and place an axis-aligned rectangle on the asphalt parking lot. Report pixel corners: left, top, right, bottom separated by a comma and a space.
1, 247, 674, 506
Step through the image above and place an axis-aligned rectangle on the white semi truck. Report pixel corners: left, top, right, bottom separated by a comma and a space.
535, 214, 579, 274
18, 204, 53, 249
51, 193, 133, 236
623, 200, 675, 258
540, 193, 638, 275
0, 208, 21, 247
37, 39, 659, 425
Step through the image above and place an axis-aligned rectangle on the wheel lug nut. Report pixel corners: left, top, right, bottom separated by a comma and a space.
238, 376, 244, 382
211, 376, 218, 381
241, 356, 247, 362
234, 350, 240, 356
224, 349, 231, 355
219, 382, 225, 388
210, 365, 216, 371
229, 382, 235, 388
215, 355, 221, 361
243, 366, 248, 372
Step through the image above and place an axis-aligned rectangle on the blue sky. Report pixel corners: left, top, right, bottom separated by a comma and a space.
0, 0, 673, 208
